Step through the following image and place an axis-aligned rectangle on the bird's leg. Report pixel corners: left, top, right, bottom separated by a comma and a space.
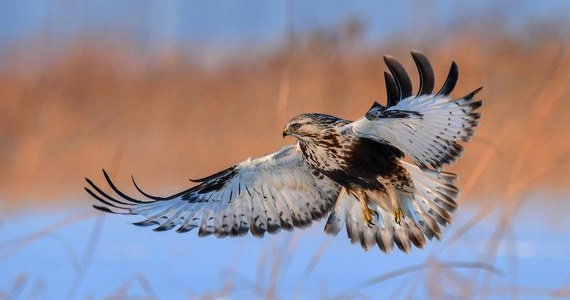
393, 208, 404, 225
389, 192, 404, 225
355, 189, 377, 227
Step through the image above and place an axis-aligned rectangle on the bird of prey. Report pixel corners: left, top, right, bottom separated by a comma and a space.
86, 51, 482, 253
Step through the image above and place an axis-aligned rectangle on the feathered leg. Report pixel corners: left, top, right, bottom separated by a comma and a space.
353, 188, 378, 227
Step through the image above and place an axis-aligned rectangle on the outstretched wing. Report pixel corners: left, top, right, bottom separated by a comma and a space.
86, 144, 341, 238
346, 51, 483, 170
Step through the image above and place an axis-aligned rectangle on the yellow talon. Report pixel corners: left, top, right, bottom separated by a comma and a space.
393, 208, 404, 225
363, 208, 378, 227
363, 209, 372, 224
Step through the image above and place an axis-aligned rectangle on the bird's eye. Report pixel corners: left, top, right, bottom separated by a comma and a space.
290, 123, 301, 130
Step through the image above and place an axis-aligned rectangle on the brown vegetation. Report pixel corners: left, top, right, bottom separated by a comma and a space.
0, 22, 569, 209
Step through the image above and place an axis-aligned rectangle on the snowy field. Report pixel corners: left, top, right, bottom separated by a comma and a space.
1, 196, 568, 299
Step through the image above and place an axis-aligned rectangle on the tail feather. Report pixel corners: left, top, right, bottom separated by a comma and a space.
324, 160, 458, 253
376, 227, 395, 253
393, 225, 411, 253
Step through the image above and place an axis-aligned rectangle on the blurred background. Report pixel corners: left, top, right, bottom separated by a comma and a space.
1, 0, 569, 299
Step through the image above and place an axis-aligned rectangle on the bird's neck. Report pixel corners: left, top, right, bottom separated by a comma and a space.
298, 133, 348, 173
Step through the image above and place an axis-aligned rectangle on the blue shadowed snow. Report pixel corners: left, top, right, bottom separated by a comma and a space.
1, 197, 569, 299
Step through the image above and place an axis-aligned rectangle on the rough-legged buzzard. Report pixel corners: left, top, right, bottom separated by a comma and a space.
86, 51, 482, 253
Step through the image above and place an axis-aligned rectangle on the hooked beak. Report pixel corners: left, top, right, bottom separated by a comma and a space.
282, 128, 290, 138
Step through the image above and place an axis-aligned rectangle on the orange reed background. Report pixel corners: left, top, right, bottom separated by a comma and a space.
1, 22, 569, 209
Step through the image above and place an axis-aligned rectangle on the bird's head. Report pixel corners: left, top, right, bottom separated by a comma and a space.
283, 113, 342, 141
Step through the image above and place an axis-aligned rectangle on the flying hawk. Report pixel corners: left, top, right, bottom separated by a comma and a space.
86, 51, 482, 253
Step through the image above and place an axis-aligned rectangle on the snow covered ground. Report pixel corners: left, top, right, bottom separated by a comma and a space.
1, 195, 569, 299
